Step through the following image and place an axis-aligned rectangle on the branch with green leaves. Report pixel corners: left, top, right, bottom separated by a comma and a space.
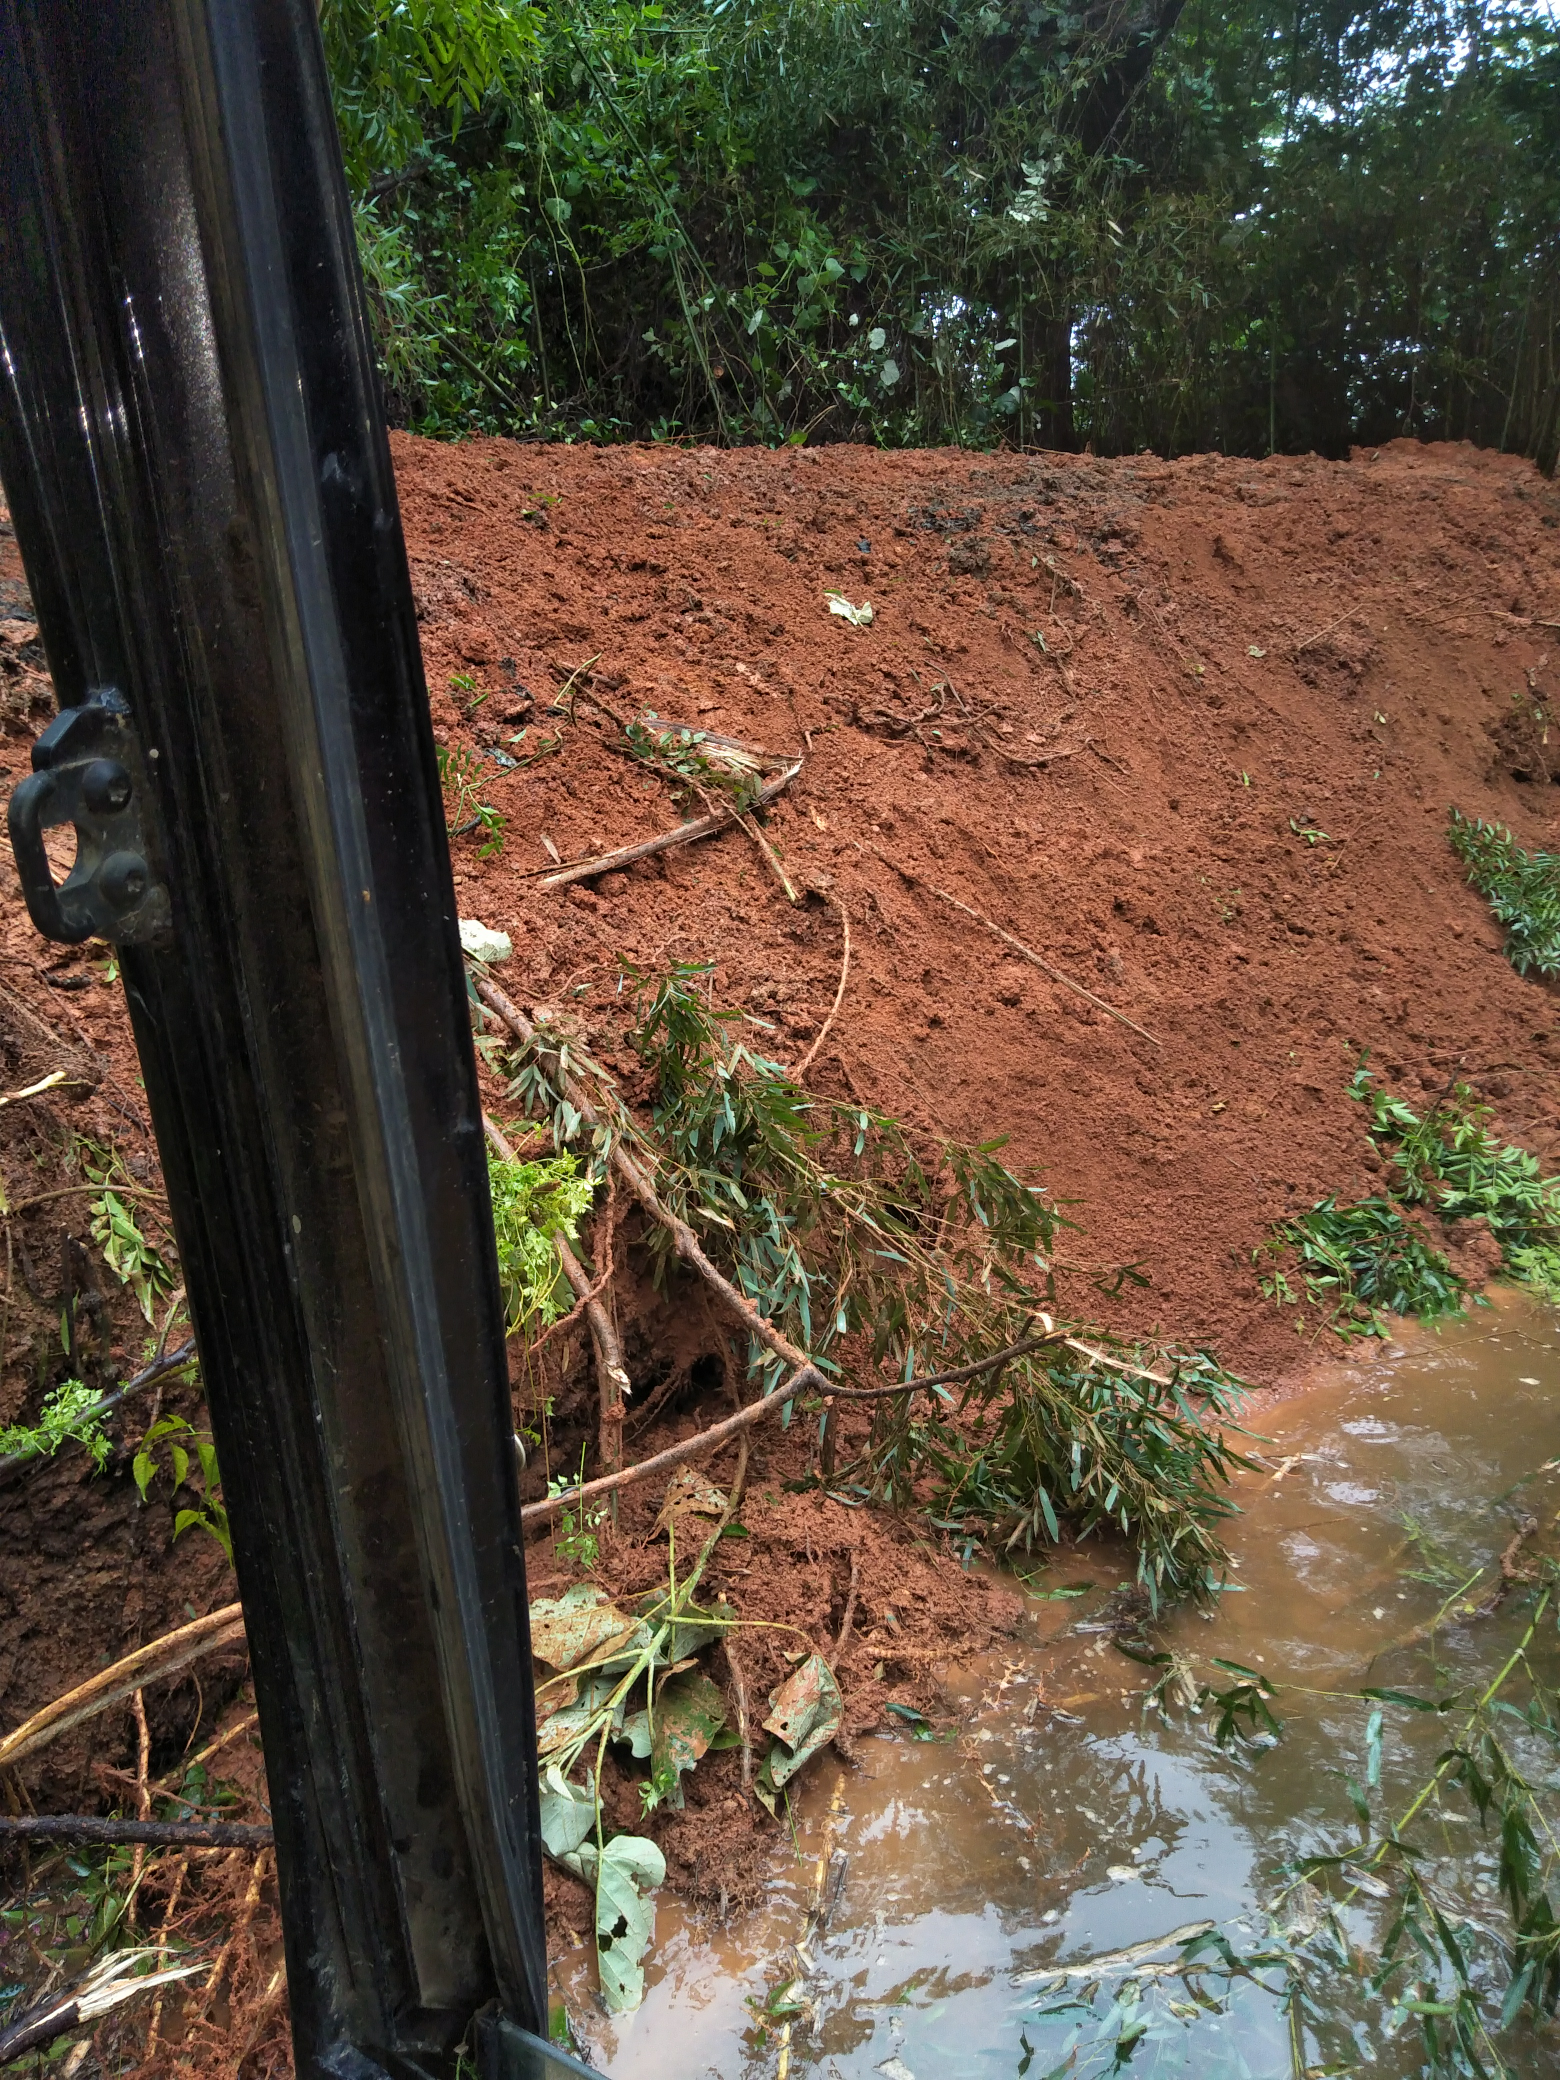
480, 959, 1250, 1605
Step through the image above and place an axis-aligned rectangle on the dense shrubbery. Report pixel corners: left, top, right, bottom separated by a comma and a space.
322, 0, 1559, 462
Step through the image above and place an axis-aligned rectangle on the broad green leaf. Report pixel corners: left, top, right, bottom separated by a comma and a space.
650, 1668, 727, 1802
537, 1763, 596, 1862
574, 1833, 665, 2014
529, 1585, 638, 1672
763, 1653, 843, 1788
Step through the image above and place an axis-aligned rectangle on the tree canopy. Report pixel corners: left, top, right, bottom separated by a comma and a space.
322, 0, 1560, 464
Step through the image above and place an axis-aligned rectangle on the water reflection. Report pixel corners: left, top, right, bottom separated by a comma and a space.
563, 1290, 1560, 2077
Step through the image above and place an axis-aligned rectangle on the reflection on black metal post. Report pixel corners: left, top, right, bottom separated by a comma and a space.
0, 3, 596, 2073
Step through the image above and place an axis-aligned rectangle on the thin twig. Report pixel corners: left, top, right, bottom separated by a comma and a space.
858, 839, 1161, 1045
153, 1711, 260, 1797
815, 1326, 1067, 1400
538, 761, 802, 890
0, 1604, 244, 1771
0, 978, 91, 1064
792, 896, 851, 1079
686, 775, 797, 903
9, 1179, 170, 1214
833, 1553, 861, 1659
0, 1816, 271, 1849
128, 1690, 152, 1928
1293, 605, 1360, 655
546, 652, 604, 718
723, 1637, 752, 1792
726, 1425, 750, 1523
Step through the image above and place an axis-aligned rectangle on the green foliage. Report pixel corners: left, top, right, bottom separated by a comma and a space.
1261, 1067, 1560, 1339
81, 1142, 175, 1324
532, 1532, 741, 2012
437, 743, 506, 858
1046, 1536, 1560, 2076
622, 717, 765, 812
548, 1447, 607, 1567
134, 1414, 232, 1565
1354, 1062, 1560, 1302
1260, 1196, 1466, 1340
320, 0, 1560, 462
487, 1144, 595, 1335
1448, 809, 1560, 980
0, 1377, 110, 1471
507, 960, 1250, 1604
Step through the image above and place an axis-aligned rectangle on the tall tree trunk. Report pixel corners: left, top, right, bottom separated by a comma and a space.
1029, 308, 1076, 450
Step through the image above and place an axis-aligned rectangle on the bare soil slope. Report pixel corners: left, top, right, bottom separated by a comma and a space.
402, 433, 1560, 1378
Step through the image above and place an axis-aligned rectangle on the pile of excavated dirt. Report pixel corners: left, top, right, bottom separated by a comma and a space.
0, 436, 1558, 2062
406, 432, 1560, 1379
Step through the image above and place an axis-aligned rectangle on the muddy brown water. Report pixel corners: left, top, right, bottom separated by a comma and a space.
559, 1289, 1560, 2076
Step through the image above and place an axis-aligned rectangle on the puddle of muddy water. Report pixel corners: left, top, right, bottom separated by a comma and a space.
560, 1289, 1560, 2077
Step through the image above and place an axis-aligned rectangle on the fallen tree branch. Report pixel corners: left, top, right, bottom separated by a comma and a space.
560, 1236, 629, 1478
0, 1816, 272, 1850
857, 839, 1160, 1046
0, 1339, 199, 1484
538, 760, 802, 890
476, 975, 1147, 1524
517, 1328, 1076, 1527
474, 975, 822, 1389
0, 1604, 244, 1771
1014, 1919, 1217, 1985
0, 1950, 205, 2067
792, 894, 851, 1079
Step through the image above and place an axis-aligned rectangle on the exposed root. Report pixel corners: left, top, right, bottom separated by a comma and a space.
723, 1637, 752, 1792
0, 1605, 245, 1771
792, 894, 850, 1080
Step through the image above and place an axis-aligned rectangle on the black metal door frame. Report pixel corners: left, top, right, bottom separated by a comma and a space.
0, 4, 589, 2073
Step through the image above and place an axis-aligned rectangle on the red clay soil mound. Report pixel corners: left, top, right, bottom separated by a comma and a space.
403, 433, 1560, 1382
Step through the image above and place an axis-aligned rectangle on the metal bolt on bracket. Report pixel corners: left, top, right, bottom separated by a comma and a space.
7, 687, 169, 944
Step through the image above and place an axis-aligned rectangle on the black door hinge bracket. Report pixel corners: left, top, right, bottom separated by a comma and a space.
7, 688, 170, 945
